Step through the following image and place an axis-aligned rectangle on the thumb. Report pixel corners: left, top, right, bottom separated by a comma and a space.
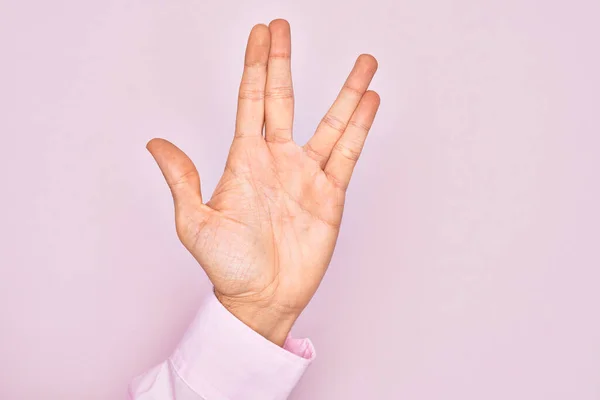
146, 138, 208, 241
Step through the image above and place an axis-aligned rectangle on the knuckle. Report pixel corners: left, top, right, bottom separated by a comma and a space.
234, 131, 256, 138
303, 142, 328, 163
325, 170, 348, 191
347, 119, 371, 133
238, 87, 265, 101
334, 142, 361, 162
265, 127, 293, 143
269, 52, 291, 60
244, 60, 268, 68
342, 84, 364, 98
168, 169, 198, 190
265, 85, 294, 100
321, 113, 346, 134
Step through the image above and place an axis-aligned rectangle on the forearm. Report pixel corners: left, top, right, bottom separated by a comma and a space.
214, 290, 299, 347
128, 292, 314, 400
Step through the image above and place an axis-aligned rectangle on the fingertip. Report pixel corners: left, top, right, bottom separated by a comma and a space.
269, 18, 290, 32
249, 23, 271, 42
357, 53, 378, 72
146, 137, 163, 153
251, 23, 269, 32
365, 90, 381, 106
146, 136, 159, 146
267, 19, 291, 59
245, 24, 271, 66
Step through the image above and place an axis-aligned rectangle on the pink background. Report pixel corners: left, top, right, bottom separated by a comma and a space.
1, 1, 599, 399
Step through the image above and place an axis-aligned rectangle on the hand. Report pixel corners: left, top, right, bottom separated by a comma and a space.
147, 19, 380, 346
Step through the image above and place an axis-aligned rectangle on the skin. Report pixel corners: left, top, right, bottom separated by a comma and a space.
146, 19, 380, 346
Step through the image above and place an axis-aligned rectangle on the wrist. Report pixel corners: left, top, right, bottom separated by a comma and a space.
214, 290, 299, 346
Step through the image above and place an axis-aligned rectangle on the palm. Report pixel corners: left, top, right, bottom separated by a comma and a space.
147, 20, 379, 340
203, 138, 342, 306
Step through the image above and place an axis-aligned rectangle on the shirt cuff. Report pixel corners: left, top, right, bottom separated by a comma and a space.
168, 292, 316, 400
